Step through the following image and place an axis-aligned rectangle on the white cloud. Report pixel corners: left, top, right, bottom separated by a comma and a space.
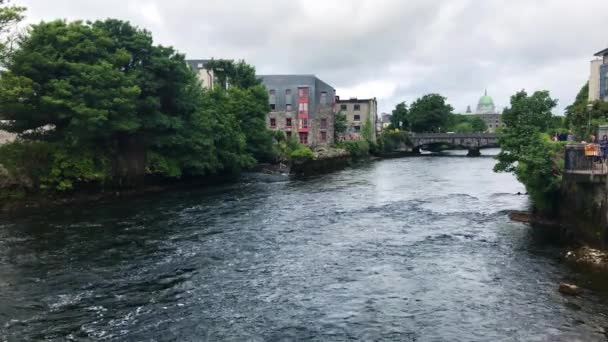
17, 0, 608, 114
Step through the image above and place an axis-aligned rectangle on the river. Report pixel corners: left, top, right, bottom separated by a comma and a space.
1, 149, 608, 341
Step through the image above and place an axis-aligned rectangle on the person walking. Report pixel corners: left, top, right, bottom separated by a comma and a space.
601, 135, 608, 162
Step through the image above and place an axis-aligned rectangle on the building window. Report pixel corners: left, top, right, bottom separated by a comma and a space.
354, 125, 361, 132
354, 114, 361, 121
286, 131, 292, 138
286, 118, 292, 127
285, 89, 292, 95
270, 118, 276, 128
299, 132, 308, 144
298, 103, 308, 113
320, 91, 328, 105
197, 63, 203, 69
299, 119, 308, 129
320, 118, 327, 129
321, 131, 327, 143
354, 104, 361, 111
269, 89, 276, 96
270, 104, 276, 111
286, 104, 292, 112
340, 104, 347, 110
298, 88, 308, 97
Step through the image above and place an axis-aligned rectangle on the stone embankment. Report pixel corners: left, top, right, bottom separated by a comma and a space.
290, 147, 351, 176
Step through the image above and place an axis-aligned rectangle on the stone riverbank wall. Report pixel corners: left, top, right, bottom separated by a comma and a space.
560, 144, 608, 247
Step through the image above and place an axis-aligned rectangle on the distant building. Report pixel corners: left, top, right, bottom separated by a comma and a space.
260, 75, 336, 146
186, 59, 215, 89
469, 90, 503, 133
381, 113, 392, 130
589, 48, 608, 102
336, 97, 378, 142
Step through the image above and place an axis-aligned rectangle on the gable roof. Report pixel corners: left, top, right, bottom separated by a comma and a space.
185, 59, 211, 70
594, 48, 608, 57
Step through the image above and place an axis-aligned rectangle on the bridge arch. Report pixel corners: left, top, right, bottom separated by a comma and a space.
410, 133, 499, 156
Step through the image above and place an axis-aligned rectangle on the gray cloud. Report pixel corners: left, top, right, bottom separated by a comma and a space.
19, 0, 608, 113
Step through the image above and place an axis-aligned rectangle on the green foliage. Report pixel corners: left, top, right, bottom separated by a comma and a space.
408, 94, 453, 132
338, 140, 370, 159
470, 116, 488, 132
565, 83, 608, 138
205, 59, 260, 89
0, 18, 274, 194
376, 130, 411, 153
444, 114, 488, 133
361, 116, 374, 142
0, 140, 110, 192
494, 89, 562, 214
334, 110, 347, 140
290, 145, 314, 162
390, 102, 409, 130
274, 135, 306, 163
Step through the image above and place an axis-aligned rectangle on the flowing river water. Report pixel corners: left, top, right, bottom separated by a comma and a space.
2, 149, 608, 341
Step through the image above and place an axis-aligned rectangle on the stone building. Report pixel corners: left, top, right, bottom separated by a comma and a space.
260, 75, 336, 146
336, 97, 378, 142
470, 90, 503, 133
589, 47, 608, 102
186, 59, 215, 89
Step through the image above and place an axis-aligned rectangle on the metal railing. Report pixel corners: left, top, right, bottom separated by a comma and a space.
564, 143, 608, 174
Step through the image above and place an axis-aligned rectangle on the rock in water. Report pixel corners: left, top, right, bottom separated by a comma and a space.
559, 283, 582, 296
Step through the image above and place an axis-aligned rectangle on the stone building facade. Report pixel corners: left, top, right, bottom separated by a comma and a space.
186, 59, 215, 89
336, 97, 378, 142
260, 75, 336, 147
589, 48, 608, 102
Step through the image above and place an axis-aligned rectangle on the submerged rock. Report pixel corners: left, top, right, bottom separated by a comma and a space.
559, 283, 582, 296
564, 247, 608, 273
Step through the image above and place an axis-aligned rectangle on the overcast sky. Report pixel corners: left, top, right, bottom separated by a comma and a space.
18, 0, 608, 114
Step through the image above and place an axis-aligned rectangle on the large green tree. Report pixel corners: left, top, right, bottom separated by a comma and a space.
0, 19, 244, 187
203, 59, 274, 162
390, 102, 409, 130
565, 83, 608, 138
494, 90, 562, 214
407, 94, 453, 132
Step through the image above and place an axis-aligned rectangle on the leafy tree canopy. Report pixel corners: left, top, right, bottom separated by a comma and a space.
494, 89, 562, 214
407, 94, 453, 132
390, 102, 408, 130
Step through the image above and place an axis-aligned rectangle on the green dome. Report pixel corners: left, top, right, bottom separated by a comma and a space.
476, 90, 497, 114
479, 95, 494, 106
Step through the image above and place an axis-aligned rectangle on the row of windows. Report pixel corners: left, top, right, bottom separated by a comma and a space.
269, 88, 310, 97
269, 118, 327, 129
340, 104, 361, 111
268, 88, 330, 105
269, 103, 309, 112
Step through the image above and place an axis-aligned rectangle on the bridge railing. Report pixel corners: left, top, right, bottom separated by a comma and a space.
564, 143, 607, 174
410, 133, 499, 139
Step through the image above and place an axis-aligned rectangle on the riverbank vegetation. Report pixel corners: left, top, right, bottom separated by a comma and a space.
494, 90, 564, 215
0, 10, 275, 199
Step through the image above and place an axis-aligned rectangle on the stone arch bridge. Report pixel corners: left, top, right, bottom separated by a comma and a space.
410, 133, 499, 156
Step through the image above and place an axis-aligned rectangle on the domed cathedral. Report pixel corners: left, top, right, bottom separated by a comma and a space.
476, 90, 496, 114
469, 90, 503, 133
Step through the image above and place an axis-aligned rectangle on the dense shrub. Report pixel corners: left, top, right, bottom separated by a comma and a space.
0, 140, 110, 192
290, 146, 315, 162
338, 140, 370, 159
376, 130, 411, 153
